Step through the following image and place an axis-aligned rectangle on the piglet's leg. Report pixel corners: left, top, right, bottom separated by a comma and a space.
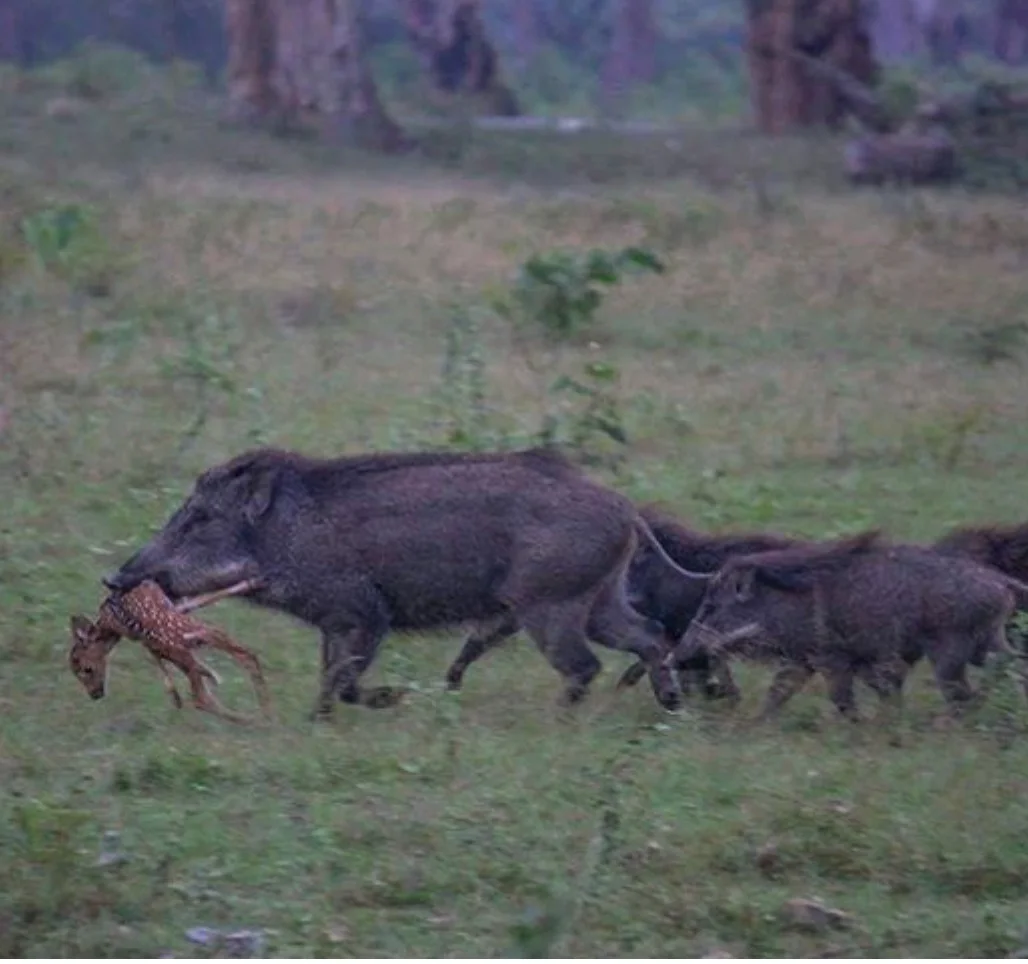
757, 662, 815, 722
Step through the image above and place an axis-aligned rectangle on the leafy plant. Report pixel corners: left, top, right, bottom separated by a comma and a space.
20, 202, 120, 296
158, 307, 240, 460
435, 306, 497, 449
541, 360, 630, 471
498, 245, 665, 340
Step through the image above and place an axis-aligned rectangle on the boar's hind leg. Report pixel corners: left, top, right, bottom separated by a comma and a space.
519, 601, 602, 707
445, 612, 521, 691
586, 577, 682, 712
927, 639, 975, 712
854, 657, 906, 731
814, 653, 862, 722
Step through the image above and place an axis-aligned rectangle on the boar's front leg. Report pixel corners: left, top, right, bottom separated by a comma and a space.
317, 621, 406, 719
756, 661, 815, 722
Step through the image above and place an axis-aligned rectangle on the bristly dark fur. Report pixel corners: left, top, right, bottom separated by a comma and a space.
744, 530, 885, 593
934, 522, 1028, 585
676, 532, 1021, 721
107, 445, 686, 718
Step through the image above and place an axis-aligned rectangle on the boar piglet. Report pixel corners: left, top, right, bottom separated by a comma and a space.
675, 531, 1028, 723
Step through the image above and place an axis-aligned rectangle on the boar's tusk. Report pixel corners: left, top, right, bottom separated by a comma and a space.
717, 622, 761, 646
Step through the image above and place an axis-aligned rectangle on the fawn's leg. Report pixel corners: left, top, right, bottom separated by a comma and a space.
148, 652, 184, 709
181, 657, 250, 724
175, 579, 262, 615
203, 631, 273, 718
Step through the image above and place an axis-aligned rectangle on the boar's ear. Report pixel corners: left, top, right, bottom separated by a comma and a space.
243, 464, 280, 524
754, 562, 814, 594
728, 566, 757, 601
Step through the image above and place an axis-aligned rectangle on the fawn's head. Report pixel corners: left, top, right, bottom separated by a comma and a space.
69, 615, 114, 699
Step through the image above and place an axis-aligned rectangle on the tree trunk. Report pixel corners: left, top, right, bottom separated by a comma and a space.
923, 0, 968, 65
401, 0, 521, 116
995, 0, 1028, 62
513, 0, 541, 65
602, 0, 657, 107
868, 0, 924, 61
224, 0, 280, 123
223, 0, 407, 151
0, 0, 20, 63
746, 0, 878, 135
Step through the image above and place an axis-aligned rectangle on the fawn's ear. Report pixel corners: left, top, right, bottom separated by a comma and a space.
70, 615, 93, 641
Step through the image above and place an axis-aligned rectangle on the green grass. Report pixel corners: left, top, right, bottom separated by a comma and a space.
4, 63, 1028, 957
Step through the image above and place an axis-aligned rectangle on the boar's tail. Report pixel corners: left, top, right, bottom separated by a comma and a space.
633, 517, 713, 581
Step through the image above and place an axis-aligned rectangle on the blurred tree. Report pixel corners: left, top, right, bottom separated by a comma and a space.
224, 0, 408, 151
513, 0, 541, 64
995, 0, 1028, 62
602, 0, 657, 107
745, 0, 878, 134
0, 0, 33, 65
922, 0, 970, 65
402, 0, 520, 114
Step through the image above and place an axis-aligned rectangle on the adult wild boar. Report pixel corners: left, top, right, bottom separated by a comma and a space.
445, 506, 801, 699
673, 531, 1028, 723
104, 446, 712, 718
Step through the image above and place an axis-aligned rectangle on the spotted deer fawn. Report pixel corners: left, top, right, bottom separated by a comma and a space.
69, 579, 271, 725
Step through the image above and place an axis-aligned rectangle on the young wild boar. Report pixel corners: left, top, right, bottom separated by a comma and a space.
673, 531, 1028, 723
443, 505, 800, 700
103, 446, 712, 719
934, 521, 1028, 656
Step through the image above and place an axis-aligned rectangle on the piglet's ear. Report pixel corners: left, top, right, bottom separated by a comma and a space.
730, 567, 757, 601
70, 615, 93, 641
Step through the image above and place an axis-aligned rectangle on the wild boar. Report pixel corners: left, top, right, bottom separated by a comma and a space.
444, 506, 800, 700
934, 521, 1028, 657
673, 531, 1028, 723
104, 446, 712, 719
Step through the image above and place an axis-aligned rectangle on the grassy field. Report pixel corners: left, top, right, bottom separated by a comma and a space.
4, 62, 1028, 957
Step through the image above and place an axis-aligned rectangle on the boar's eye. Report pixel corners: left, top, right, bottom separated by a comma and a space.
732, 571, 751, 600
180, 505, 212, 531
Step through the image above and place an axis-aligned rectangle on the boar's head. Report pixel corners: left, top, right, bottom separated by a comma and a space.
103, 450, 285, 600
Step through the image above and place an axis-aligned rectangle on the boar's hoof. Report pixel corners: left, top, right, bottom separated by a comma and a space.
703, 680, 740, 702
615, 661, 648, 690
360, 686, 408, 709
651, 666, 683, 712
658, 688, 682, 713
559, 682, 591, 707
310, 703, 335, 723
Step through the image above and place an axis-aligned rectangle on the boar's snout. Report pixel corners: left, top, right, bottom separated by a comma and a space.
103, 547, 151, 592
103, 570, 133, 592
